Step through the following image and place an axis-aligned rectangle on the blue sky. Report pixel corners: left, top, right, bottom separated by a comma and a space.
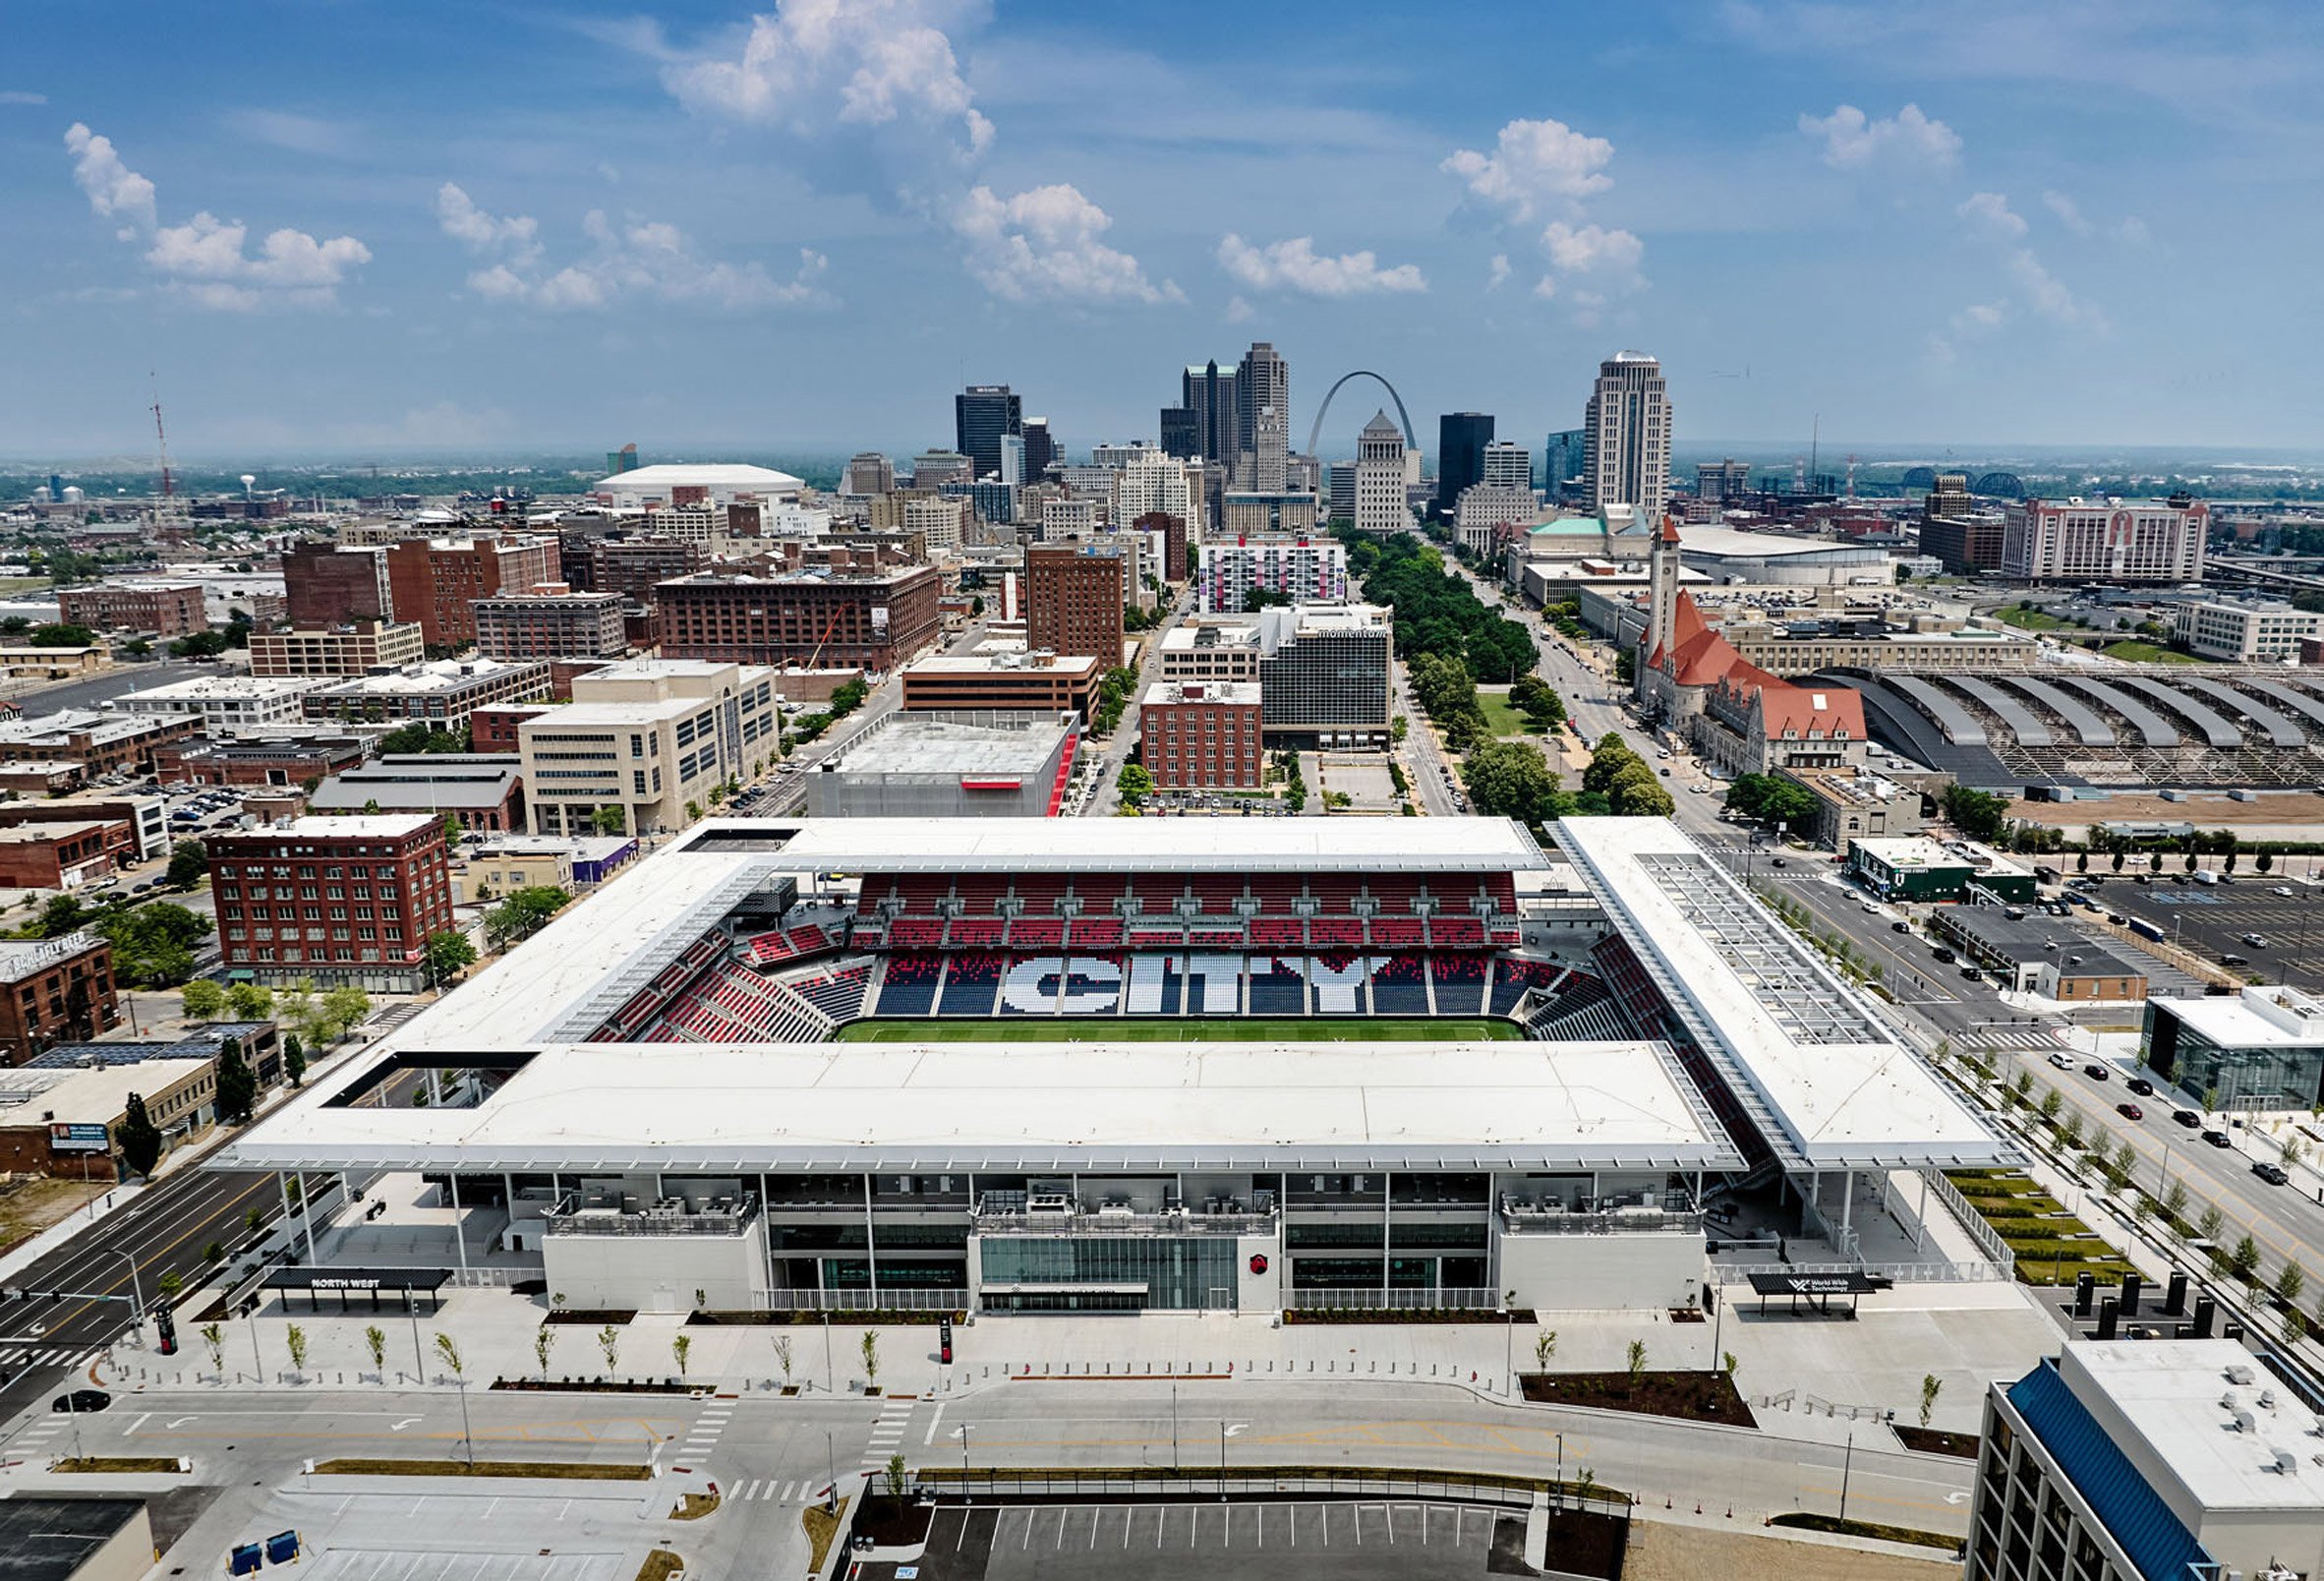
5, 0, 2320, 461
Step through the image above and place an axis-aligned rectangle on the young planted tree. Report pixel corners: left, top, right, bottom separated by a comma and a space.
2198, 1203, 2226, 1242
2163, 1180, 2189, 1226
598, 1324, 621, 1375
861, 1329, 882, 1390
535, 1325, 555, 1379
773, 1334, 795, 1389
2039, 1088, 2063, 1123
285, 1323, 310, 1378
434, 1331, 464, 1382
671, 1333, 692, 1379
2277, 1260, 2307, 1313
201, 1322, 225, 1377
885, 1452, 908, 1499
365, 1325, 387, 1378
1534, 1330, 1558, 1370
2230, 1235, 2262, 1283
1625, 1338, 1647, 1388
1919, 1374, 1943, 1431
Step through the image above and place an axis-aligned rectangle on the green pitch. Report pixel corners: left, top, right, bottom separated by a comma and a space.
835, 1017, 1521, 1044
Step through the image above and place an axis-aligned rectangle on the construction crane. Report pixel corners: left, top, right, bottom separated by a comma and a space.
804, 609, 844, 671
148, 371, 176, 505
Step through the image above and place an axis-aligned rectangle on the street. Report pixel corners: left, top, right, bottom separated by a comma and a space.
3, 658, 232, 714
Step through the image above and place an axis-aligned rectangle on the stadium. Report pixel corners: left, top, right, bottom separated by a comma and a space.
216, 816, 2011, 1318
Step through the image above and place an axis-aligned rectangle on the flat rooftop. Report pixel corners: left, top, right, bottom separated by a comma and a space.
1555, 816, 2009, 1169
2156, 985, 2324, 1050
311, 659, 545, 695
2058, 1338, 2324, 1516
215, 1038, 1745, 1174
679, 815, 1549, 873
903, 653, 1102, 676
115, 675, 326, 701
828, 718, 1071, 777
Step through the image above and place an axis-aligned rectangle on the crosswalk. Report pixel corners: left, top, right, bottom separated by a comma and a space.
2, 1347, 97, 1373
677, 1396, 734, 1462
862, 1395, 913, 1470
1961, 1025, 2071, 1051
725, 1477, 822, 1503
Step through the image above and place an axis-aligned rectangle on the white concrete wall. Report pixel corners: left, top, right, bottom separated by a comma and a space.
1495, 1230, 1706, 1312
1237, 1232, 1282, 1313
542, 1222, 769, 1313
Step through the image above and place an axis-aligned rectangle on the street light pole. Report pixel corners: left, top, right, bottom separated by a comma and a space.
454, 1377, 475, 1466
1838, 1430, 1855, 1523
101, 1249, 145, 1334
826, 1430, 838, 1513
961, 1422, 970, 1478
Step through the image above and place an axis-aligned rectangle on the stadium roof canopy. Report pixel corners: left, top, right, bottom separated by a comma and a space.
691, 815, 1551, 874
1554, 816, 2012, 1172
214, 1039, 1746, 1176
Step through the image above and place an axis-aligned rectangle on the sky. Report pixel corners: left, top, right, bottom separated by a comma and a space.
5, 0, 2322, 464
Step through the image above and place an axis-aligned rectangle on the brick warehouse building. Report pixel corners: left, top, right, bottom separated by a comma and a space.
473, 590, 627, 660
1025, 539, 1127, 661
208, 814, 456, 991
654, 567, 941, 672
0, 934, 119, 1064
57, 581, 207, 637
283, 542, 394, 628
1137, 680, 1263, 789
384, 537, 562, 650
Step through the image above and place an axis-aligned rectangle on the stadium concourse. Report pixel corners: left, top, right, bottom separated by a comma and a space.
211, 815, 2010, 1318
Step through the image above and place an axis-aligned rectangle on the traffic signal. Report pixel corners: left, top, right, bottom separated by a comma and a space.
49, 1290, 60, 1306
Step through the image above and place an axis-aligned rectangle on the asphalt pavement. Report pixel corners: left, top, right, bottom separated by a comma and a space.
3, 658, 232, 716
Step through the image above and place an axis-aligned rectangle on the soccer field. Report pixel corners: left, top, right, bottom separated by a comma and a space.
835, 1017, 1521, 1043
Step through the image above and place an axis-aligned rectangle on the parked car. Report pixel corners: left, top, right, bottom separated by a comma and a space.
2126, 1077, 2155, 1097
2252, 1162, 2291, 1187
2239, 933, 2270, 949
2173, 1109, 2202, 1128
2082, 1063, 2110, 1082
1931, 945, 1956, 964
2200, 1129, 2233, 1148
2272, 886, 2295, 899
2117, 1103, 2144, 1122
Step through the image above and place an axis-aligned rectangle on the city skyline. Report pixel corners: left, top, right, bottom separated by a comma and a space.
4, 1, 2320, 457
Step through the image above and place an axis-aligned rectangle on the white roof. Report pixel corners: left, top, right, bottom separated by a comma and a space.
690, 814, 1548, 873
2057, 1339, 2324, 1516
1555, 816, 2008, 1169
213, 1038, 1743, 1174
1674, 526, 1887, 561
0, 1057, 214, 1122
214, 814, 438, 841
2157, 986, 2324, 1052
592, 463, 803, 493
116, 675, 326, 702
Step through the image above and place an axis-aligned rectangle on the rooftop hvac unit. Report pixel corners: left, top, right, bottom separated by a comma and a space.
2233, 1410, 2257, 1434
2267, 1448, 2299, 1474
2226, 1364, 2257, 1385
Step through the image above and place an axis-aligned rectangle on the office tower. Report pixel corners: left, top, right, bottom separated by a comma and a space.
1112, 448, 1200, 534
1234, 342, 1289, 483
1025, 540, 1127, 662
1582, 351, 1671, 511
284, 542, 392, 628
999, 433, 1026, 487
1179, 359, 1239, 466
1326, 462, 1356, 518
1695, 457, 1751, 505
954, 383, 1023, 481
1434, 413, 1494, 517
1159, 405, 1198, 460
1090, 441, 1153, 471
1542, 429, 1586, 501
2003, 496, 2208, 583
1354, 412, 1410, 535
606, 442, 641, 475
382, 535, 562, 651
1021, 418, 1056, 483
910, 450, 974, 491
842, 452, 897, 497
1482, 440, 1531, 493
1246, 406, 1290, 494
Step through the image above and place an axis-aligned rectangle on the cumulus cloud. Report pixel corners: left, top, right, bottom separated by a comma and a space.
1216, 233, 1425, 298
436, 182, 826, 311
1487, 253, 1512, 290
2044, 191, 2152, 247
1957, 190, 2028, 240
1798, 102, 1961, 170
956, 184, 1177, 304
1540, 220, 1645, 279
64, 123, 156, 232
63, 122, 367, 308
2041, 190, 2093, 236
1946, 192, 2105, 338
1441, 115, 1613, 221
663, 0, 993, 158
0, 90, 47, 106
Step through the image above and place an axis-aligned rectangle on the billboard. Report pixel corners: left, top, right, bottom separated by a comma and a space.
47, 1122, 109, 1154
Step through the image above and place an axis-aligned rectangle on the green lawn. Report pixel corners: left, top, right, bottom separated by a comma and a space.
2100, 640, 2207, 665
1476, 689, 1550, 737
1992, 605, 2073, 631
838, 1017, 1520, 1043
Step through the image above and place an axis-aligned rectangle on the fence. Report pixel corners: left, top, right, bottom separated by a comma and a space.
1286, 1287, 1500, 1312
1923, 1167, 2019, 1273
757, 1288, 967, 1314
1716, 1259, 2012, 1285
914, 1464, 1632, 1520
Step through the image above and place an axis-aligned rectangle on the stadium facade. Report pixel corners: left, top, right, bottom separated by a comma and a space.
216, 816, 2008, 1317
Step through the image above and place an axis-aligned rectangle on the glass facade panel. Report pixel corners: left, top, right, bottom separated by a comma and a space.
979, 1236, 1238, 1311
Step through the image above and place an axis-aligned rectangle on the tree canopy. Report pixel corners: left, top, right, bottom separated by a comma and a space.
1725, 773, 1818, 829
485, 885, 570, 950
1942, 784, 2010, 843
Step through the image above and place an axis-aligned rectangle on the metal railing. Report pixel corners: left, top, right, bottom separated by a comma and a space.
914, 1465, 1631, 1519
974, 1208, 1276, 1238
1498, 1207, 1703, 1236
1923, 1167, 2019, 1273
760, 1288, 966, 1313
1717, 1259, 2011, 1284
546, 1194, 761, 1238
1286, 1287, 1500, 1312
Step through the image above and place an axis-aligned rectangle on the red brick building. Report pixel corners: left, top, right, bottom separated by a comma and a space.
1134, 511, 1190, 583
473, 590, 627, 660
383, 537, 562, 650
0, 934, 119, 1064
0, 820, 125, 889
154, 735, 370, 788
1025, 541, 1127, 662
469, 703, 555, 753
283, 543, 393, 628
208, 814, 456, 991
654, 567, 941, 672
590, 539, 707, 605
1137, 680, 1263, 789
0, 805, 143, 871
57, 582, 208, 636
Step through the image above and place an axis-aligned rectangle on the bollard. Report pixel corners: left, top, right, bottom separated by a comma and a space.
1725, 1507, 1732, 1519
1695, 1502, 1703, 1514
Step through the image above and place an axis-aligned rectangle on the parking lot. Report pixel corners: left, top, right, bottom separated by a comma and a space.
2079, 875, 2324, 987
889, 1499, 1505, 1581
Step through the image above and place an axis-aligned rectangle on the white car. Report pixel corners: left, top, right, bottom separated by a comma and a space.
2048, 1052, 2075, 1071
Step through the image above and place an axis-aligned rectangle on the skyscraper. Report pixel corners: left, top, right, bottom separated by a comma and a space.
1434, 413, 1494, 517
998, 434, 1026, 486
1694, 457, 1751, 505
1234, 342, 1289, 484
954, 384, 1023, 482
1159, 405, 1199, 460
1250, 405, 1289, 494
1542, 429, 1586, 501
1025, 540, 1127, 662
1582, 352, 1671, 511
842, 452, 896, 496
1021, 417, 1056, 484
1482, 440, 1532, 493
1354, 411, 1410, 535
1173, 359, 1239, 466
